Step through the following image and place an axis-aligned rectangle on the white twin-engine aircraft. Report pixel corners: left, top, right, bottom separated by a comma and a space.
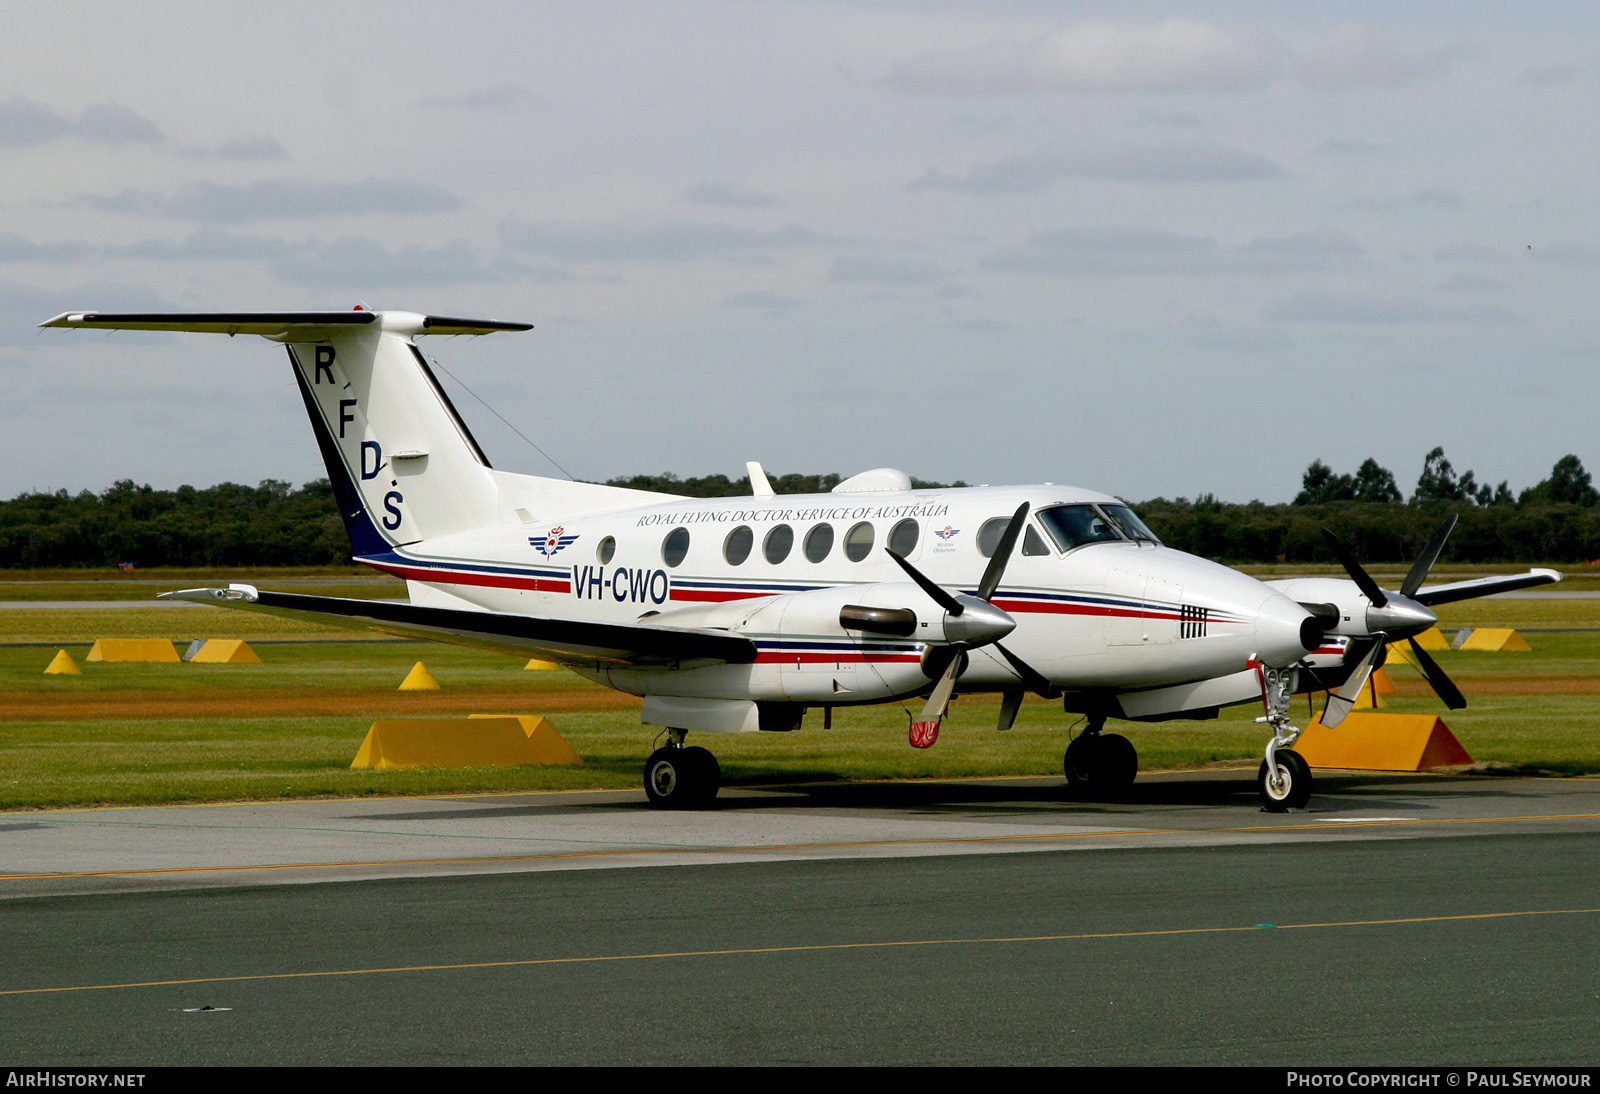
42, 308, 1561, 811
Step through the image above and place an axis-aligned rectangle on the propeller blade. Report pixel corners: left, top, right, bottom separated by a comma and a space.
994, 641, 1059, 699
976, 501, 1031, 603
1406, 637, 1467, 709
997, 688, 1023, 731
886, 548, 965, 617
1400, 514, 1459, 599
1322, 639, 1384, 728
920, 658, 960, 722
1321, 528, 1388, 608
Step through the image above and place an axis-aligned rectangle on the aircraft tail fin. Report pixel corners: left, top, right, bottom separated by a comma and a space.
41, 309, 526, 556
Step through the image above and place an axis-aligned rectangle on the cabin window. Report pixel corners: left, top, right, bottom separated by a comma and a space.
976, 517, 1012, 558
1023, 525, 1051, 556
764, 524, 794, 564
804, 523, 834, 563
723, 525, 753, 565
887, 518, 919, 557
1037, 505, 1124, 552
661, 527, 690, 567
844, 521, 874, 562
596, 536, 616, 564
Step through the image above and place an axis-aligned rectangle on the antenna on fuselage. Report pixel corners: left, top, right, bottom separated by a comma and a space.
746, 461, 775, 497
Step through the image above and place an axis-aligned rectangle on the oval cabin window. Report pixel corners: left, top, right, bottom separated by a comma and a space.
764, 524, 794, 564
804, 523, 834, 563
723, 525, 754, 565
844, 521, 874, 562
888, 518, 919, 557
662, 527, 690, 567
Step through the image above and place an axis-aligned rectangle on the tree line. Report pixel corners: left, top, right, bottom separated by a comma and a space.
2, 452, 1596, 569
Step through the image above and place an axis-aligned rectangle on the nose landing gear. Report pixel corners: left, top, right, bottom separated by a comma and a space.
1255, 664, 1313, 812
644, 729, 722, 809
1063, 717, 1138, 793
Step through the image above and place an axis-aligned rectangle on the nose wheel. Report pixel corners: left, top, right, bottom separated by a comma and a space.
644, 733, 721, 809
1258, 749, 1312, 812
1063, 721, 1138, 793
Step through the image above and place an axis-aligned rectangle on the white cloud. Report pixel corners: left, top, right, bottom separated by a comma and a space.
413, 84, 538, 111
177, 134, 287, 161
884, 20, 1283, 95
1299, 26, 1474, 90
0, 96, 163, 147
828, 254, 948, 286
1268, 292, 1511, 324
498, 217, 853, 262
721, 290, 804, 311
979, 227, 1362, 277
75, 178, 462, 222
682, 181, 785, 209
908, 143, 1284, 193
0, 233, 95, 262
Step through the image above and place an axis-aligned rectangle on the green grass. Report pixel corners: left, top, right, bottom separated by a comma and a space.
3, 596, 1599, 811
0, 566, 405, 603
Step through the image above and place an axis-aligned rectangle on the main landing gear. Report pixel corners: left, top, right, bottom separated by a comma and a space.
1255, 664, 1312, 812
644, 729, 722, 809
1063, 717, 1138, 794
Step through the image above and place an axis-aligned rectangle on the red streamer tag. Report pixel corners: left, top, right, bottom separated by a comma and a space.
909, 720, 940, 748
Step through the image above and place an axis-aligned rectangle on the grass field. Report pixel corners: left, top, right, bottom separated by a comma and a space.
2, 566, 1596, 810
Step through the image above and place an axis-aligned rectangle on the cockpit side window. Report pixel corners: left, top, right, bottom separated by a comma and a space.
1037, 504, 1124, 551
1022, 525, 1051, 556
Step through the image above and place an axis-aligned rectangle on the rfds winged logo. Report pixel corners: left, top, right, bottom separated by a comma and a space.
531, 526, 579, 558
933, 525, 961, 540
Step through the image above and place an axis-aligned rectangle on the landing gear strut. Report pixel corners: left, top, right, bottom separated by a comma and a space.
1255, 664, 1312, 812
1063, 717, 1138, 794
643, 729, 722, 809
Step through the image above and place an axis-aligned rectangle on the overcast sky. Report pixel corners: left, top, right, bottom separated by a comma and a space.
3, 1, 1596, 504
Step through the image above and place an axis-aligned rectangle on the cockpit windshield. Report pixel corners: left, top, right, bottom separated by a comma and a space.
1037, 505, 1123, 551
1102, 504, 1160, 544
1037, 503, 1161, 551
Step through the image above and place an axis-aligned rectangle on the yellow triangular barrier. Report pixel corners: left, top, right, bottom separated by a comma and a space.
1458, 628, 1531, 652
351, 715, 583, 769
189, 639, 262, 664
44, 649, 82, 675
1370, 668, 1398, 695
1295, 712, 1473, 771
524, 659, 559, 671
399, 662, 441, 690
1411, 628, 1450, 650
86, 638, 180, 663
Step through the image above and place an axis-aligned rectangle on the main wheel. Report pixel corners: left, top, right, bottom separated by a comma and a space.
680, 745, 721, 806
1092, 733, 1138, 791
1257, 749, 1312, 812
1063, 734, 1097, 788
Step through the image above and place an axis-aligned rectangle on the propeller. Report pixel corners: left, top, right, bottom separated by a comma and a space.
1319, 515, 1467, 715
884, 501, 1058, 738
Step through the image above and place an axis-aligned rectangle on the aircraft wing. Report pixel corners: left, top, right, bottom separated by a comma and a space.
1412, 568, 1562, 606
159, 586, 756, 668
37, 311, 532, 337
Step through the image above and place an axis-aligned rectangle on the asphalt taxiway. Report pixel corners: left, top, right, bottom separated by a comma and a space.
2, 771, 1597, 1065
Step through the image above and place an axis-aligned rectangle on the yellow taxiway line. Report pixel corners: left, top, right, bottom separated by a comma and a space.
2, 907, 1594, 998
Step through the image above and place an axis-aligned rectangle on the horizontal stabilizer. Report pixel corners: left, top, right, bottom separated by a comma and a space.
159, 586, 754, 668
39, 310, 531, 338
1413, 568, 1561, 606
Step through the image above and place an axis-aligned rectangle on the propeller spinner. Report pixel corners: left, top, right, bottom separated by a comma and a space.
1318, 515, 1466, 725
879, 501, 1057, 744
